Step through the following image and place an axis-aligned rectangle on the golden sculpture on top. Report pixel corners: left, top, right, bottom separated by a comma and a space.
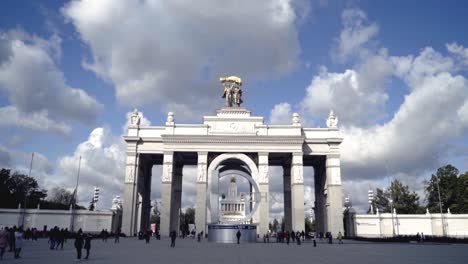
220, 76, 243, 107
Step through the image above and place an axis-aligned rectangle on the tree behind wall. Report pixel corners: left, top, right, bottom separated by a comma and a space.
150, 202, 161, 229
425, 165, 468, 213
0, 168, 47, 208
372, 179, 422, 214
304, 217, 315, 234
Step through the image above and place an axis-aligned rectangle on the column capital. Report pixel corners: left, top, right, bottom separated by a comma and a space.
258, 152, 269, 165
327, 153, 341, 159
163, 152, 174, 164
198, 152, 208, 165
292, 152, 303, 166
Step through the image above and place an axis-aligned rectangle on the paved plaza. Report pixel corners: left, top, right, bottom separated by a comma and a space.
1, 238, 467, 264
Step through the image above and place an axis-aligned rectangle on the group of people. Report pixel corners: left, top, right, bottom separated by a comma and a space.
416, 232, 425, 243
0, 225, 24, 259
48, 226, 69, 250
274, 230, 306, 245
2, 224, 346, 261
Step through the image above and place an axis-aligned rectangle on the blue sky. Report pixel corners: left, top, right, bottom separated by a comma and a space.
0, 0, 467, 214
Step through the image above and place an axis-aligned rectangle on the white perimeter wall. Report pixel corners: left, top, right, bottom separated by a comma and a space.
0, 208, 113, 232
354, 212, 468, 237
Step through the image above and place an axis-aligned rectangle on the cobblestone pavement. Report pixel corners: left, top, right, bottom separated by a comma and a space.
1, 238, 467, 264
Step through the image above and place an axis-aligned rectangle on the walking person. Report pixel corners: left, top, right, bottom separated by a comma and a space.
0, 226, 9, 260
74, 229, 84, 261
8, 226, 15, 252
58, 229, 65, 249
236, 230, 241, 244
285, 231, 290, 245
144, 229, 150, 244
337, 231, 343, 244
14, 227, 24, 259
84, 234, 92, 259
170, 230, 177, 247
296, 231, 301, 245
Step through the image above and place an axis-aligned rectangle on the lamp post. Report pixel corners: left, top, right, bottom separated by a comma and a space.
389, 198, 395, 237
70, 156, 82, 232
368, 190, 374, 214
93, 187, 100, 210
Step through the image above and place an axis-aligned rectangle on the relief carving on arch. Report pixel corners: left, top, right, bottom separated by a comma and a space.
125, 166, 135, 183
197, 163, 207, 183
162, 163, 173, 182
292, 165, 303, 184
258, 165, 268, 184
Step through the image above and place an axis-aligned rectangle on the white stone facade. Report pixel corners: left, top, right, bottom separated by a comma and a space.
123, 108, 344, 237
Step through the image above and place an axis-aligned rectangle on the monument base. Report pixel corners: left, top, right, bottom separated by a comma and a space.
207, 224, 257, 243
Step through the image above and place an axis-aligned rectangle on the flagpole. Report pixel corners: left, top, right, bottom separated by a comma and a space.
21, 153, 34, 227
71, 156, 82, 232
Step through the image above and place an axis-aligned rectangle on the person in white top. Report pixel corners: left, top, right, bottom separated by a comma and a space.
14, 227, 24, 259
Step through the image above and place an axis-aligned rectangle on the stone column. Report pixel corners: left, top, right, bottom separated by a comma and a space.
326, 154, 344, 237
257, 152, 269, 236
122, 152, 139, 236
160, 152, 174, 237
170, 165, 183, 234
283, 164, 292, 232
195, 152, 208, 234
314, 162, 326, 234
138, 159, 153, 232
291, 152, 305, 232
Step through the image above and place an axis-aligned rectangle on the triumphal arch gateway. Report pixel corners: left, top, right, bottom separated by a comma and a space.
122, 77, 344, 238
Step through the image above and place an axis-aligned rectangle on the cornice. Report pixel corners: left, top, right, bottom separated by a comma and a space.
160, 134, 305, 145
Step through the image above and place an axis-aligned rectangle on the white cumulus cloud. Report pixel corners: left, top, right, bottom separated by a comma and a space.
0, 30, 102, 134
62, 0, 302, 117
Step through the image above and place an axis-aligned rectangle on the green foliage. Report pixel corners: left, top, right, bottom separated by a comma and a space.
425, 165, 468, 213
372, 179, 421, 214
304, 217, 315, 233
0, 168, 85, 210
47, 187, 74, 205
150, 202, 161, 226
179, 207, 195, 234
270, 218, 279, 232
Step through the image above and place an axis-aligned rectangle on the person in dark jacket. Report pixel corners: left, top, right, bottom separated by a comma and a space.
144, 229, 150, 244
236, 230, 241, 244
74, 229, 84, 261
8, 226, 16, 252
84, 234, 92, 259
170, 230, 177, 247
